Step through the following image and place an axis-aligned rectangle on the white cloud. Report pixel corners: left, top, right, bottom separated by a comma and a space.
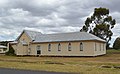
0, 0, 120, 47
0, 0, 8, 7
24, 27, 44, 33
8, 8, 31, 16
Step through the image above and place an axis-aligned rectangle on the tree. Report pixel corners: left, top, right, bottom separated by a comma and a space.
113, 37, 120, 49
0, 41, 8, 46
80, 7, 116, 48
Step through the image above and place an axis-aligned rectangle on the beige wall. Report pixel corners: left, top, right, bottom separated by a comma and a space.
16, 43, 28, 55
11, 44, 17, 54
11, 32, 31, 55
30, 41, 105, 56
18, 32, 32, 44
94, 42, 106, 56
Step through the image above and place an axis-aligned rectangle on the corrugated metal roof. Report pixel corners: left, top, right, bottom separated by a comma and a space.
10, 41, 18, 44
24, 30, 42, 40
16, 30, 42, 41
33, 32, 106, 43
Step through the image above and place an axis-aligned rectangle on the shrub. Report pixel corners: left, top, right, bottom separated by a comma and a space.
5, 44, 15, 56
113, 37, 120, 49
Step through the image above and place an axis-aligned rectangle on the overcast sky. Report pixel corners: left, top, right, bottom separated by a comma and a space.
0, 0, 120, 46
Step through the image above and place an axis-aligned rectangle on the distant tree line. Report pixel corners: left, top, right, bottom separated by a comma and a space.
0, 41, 8, 46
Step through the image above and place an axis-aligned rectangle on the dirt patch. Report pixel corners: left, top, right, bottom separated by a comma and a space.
44, 61, 65, 65
100, 65, 120, 69
100, 65, 113, 68
113, 66, 120, 69
0, 59, 39, 64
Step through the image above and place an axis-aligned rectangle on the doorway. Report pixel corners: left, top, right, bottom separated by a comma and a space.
36, 45, 41, 56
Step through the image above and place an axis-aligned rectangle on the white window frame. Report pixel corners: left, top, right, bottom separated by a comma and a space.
103, 43, 105, 51
48, 44, 51, 51
80, 42, 83, 51
68, 43, 71, 51
58, 43, 61, 51
36, 45, 41, 55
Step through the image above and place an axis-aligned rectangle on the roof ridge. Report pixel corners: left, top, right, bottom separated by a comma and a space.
34, 31, 106, 43
42, 31, 86, 35
24, 29, 42, 33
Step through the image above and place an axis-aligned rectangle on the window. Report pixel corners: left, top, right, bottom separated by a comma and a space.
95, 42, 97, 51
48, 44, 51, 51
103, 43, 104, 51
100, 43, 101, 51
68, 43, 71, 51
58, 43, 61, 51
80, 43, 83, 51
28, 48, 31, 54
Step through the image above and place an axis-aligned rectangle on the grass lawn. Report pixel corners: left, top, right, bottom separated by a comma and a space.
0, 49, 120, 74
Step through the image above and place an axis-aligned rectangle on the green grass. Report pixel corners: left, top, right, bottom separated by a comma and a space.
0, 49, 120, 74
107, 49, 120, 54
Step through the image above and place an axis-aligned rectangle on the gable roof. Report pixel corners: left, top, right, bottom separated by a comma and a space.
16, 30, 42, 41
15, 30, 106, 43
24, 30, 42, 40
33, 32, 106, 43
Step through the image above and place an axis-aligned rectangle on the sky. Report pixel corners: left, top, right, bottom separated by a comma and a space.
0, 0, 120, 46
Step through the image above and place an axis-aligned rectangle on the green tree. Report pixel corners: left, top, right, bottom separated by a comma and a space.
113, 37, 120, 49
80, 7, 116, 48
0, 41, 8, 46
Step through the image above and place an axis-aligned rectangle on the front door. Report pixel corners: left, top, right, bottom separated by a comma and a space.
37, 50, 41, 55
